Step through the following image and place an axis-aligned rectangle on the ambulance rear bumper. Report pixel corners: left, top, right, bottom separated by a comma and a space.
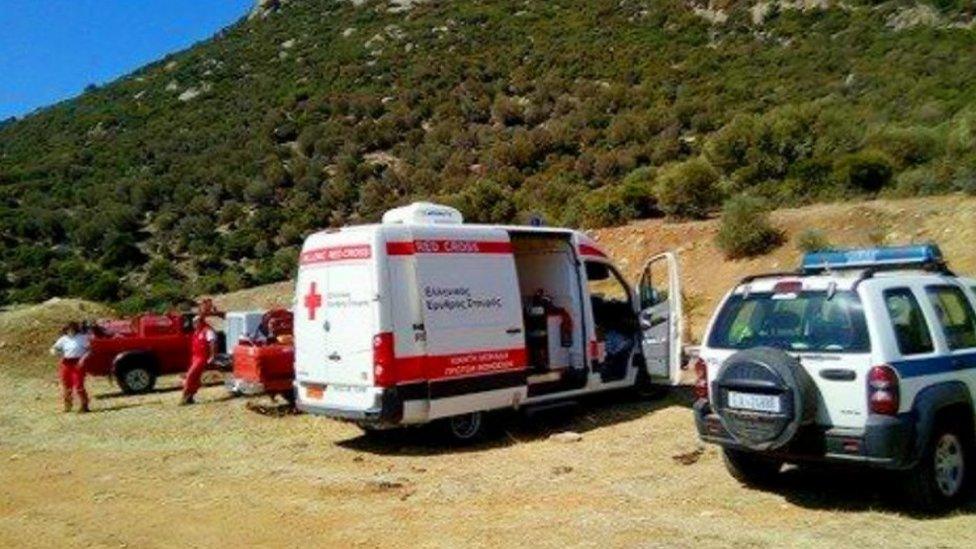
297, 386, 404, 427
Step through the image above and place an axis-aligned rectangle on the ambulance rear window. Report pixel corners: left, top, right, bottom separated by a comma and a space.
708, 290, 870, 353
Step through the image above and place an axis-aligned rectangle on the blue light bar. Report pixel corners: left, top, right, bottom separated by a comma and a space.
802, 245, 944, 272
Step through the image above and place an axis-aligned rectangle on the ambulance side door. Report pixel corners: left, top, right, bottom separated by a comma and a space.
411, 226, 528, 419
637, 252, 684, 385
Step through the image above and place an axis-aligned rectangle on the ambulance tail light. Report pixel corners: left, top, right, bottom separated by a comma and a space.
693, 358, 709, 401
868, 365, 899, 416
372, 332, 396, 387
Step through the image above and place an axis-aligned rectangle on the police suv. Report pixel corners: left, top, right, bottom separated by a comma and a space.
693, 245, 976, 510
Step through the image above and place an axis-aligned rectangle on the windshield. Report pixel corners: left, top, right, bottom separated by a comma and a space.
708, 290, 870, 353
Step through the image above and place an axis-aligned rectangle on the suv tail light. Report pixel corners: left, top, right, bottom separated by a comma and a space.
868, 365, 899, 416
693, 358, 709, 400
372, 332, 396, 387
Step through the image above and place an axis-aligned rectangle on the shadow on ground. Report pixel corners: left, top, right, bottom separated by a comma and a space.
738, 461, 976, 518
336, 386, 696, 457
94, 380, 223, 400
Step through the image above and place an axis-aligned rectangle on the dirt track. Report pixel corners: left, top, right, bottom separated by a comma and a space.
5, 195, 976, 547
3, 370, 976, 548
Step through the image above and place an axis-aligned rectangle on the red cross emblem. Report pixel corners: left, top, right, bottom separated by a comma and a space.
304, 282, 323, 320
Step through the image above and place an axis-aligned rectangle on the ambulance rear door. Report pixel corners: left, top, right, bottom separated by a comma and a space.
407, 226, 528, 419
294, 229, 379, 404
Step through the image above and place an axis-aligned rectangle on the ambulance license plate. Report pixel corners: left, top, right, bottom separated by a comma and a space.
728, 391, 781, 413
306, 385, 324, 399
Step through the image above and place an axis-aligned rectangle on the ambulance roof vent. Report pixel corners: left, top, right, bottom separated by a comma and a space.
382, 202, 464, 225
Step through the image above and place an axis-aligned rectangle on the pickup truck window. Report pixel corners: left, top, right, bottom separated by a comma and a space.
883, 288, 934, 356
926, 285, 976, 350
707, 290, 870, 353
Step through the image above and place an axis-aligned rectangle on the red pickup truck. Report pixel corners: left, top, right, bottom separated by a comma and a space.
82, 303, 226, 394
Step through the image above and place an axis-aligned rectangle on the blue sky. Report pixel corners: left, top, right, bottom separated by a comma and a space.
0, 0, 252, 120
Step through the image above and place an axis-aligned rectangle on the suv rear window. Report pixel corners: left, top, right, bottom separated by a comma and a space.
708, 290, 870, 353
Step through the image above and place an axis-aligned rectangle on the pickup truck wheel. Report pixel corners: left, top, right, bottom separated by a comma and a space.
115, 365, 157, 394
722, 448, 782, 487
904, 422, 972, 512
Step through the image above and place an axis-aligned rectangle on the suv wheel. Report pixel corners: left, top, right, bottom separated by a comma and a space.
905, 422, 972, 511
722, 448, 782, 487
116, 364, 157, 394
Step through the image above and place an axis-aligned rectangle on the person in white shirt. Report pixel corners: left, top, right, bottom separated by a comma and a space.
50, 322, 91, 413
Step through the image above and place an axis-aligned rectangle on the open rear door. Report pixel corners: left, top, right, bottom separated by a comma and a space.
637, 252, 684, 385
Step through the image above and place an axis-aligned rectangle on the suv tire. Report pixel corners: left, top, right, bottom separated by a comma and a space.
722, 448, 782, 487
904, 420, 972, 512
713, 347, 816, 451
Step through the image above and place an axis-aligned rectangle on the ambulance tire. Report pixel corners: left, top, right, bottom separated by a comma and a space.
439, 412, 488, 444
115, 357, 158, 395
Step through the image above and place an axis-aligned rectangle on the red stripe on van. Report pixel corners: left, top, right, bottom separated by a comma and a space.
386, 240, 513, 256
391, 347, 527, 382
578, 244, 607, 258
300, 245, 372, 265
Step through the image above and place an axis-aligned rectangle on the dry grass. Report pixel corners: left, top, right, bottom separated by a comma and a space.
3, 195, 976, 547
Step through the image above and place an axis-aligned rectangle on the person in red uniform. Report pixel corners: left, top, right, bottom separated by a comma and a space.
50, 322, 91, 413
181, 315, 217, 405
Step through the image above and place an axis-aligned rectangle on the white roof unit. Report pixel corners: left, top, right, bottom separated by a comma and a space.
382, 202, 463, 225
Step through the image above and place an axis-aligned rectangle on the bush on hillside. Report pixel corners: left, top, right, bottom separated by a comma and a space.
832, 150, 895, 192
563, 186, 634, 228
716, 195, 784, 259
795, 229, 831, 253
654, 158, 722, 219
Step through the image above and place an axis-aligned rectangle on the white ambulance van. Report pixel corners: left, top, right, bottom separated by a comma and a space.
293, 202, 683, 441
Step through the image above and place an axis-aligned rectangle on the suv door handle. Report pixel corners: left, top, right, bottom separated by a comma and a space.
506, 327, 523, 334
327, 352, 341, 361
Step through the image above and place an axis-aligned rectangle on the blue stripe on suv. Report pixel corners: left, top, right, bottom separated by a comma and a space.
891, 351, 976, 379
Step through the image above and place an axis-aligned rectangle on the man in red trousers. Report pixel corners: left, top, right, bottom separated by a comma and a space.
181, 315, 217, 405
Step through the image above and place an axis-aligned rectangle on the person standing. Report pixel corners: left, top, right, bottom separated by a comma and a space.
50, 322, 91, 413
181, 315, 216, 405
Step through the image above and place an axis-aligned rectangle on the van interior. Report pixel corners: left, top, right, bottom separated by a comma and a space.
508, 232, 637, 388
510, 233, 584, 382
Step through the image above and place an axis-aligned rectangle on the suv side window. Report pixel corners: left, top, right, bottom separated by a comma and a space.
883, 288, 933, 355
925, 285, 976, 350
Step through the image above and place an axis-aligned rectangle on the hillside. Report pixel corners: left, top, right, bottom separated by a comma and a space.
201, 194, 976, 344
2, 0, 976, 309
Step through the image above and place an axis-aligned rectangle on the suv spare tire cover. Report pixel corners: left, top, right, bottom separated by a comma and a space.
712, 347, 816, 451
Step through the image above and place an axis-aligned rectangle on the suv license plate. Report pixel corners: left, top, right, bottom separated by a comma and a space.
728, 392, 781, 413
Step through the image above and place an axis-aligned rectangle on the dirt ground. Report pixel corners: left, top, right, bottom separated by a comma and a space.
4, 194, 976, 548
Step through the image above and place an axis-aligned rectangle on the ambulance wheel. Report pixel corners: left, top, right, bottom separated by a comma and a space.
441, 412, 487, 444
722, 448, 782, 487
115, 363, 157, 394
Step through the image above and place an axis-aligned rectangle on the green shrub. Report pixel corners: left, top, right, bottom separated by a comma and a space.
570, 186, 637, 228
795, 229, 831, 253
832, 150, 895, 193
654, 158, 722, 219
620, 167, 657, 218
715, 195, 784, 259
